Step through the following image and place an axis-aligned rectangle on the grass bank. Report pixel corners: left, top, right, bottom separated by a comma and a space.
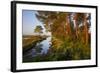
23, 35, 47, 53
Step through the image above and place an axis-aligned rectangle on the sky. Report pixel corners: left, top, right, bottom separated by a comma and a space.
22, 10, 50, 35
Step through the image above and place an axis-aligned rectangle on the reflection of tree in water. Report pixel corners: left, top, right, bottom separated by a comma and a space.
23, 43, 43, 58
35, 44, 43, 53
31, 43, 43, 58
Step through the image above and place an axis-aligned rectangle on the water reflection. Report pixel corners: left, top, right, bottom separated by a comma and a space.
23, 37, 51, 58
41, 37, 51, 54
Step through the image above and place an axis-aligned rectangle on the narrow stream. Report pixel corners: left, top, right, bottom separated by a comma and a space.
23, 37, 51, 59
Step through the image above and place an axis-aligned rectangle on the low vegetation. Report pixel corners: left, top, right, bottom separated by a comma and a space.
23, 35, 47, 53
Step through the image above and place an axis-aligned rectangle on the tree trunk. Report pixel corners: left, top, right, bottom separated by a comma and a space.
74, 14, 79, 38
84, 15, 89, 45
66, 15, 71, 36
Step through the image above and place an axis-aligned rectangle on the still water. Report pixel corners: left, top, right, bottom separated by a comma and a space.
23, 37, 51, 58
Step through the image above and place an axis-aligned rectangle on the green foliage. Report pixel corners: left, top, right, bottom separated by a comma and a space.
24, 36, 90, 62
50, 36, 91, 60
34, 25, 43, 34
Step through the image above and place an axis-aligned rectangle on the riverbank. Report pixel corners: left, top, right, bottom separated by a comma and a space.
23, 35, 47, 53
23, 35, 90, 63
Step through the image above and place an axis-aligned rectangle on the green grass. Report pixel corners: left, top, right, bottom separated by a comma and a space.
23, 35, 91, 63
